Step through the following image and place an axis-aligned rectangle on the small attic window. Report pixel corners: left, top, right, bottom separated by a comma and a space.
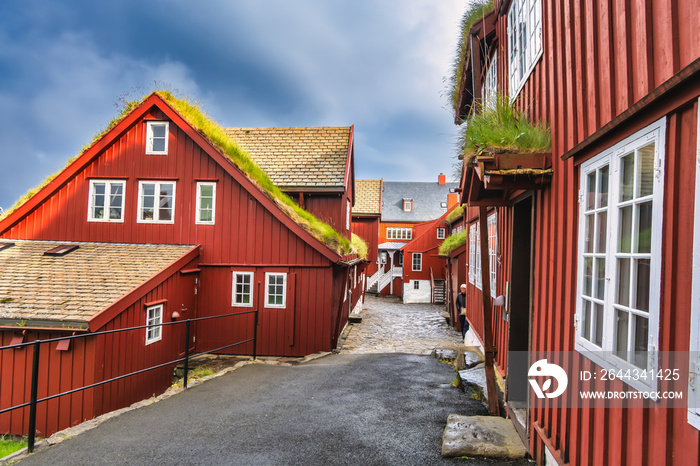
146, 121, 169, 155
441, 202, 447, 208
403, 198, 413, 212
44, 244, 79, 256
0, 242, 15, 251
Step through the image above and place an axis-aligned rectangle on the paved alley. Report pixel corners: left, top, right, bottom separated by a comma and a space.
340, 295, 464, 354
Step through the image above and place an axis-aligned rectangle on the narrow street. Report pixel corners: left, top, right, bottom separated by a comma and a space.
15, 296, 529, 466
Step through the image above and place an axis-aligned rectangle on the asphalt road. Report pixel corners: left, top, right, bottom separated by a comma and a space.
18, 353, 531, 466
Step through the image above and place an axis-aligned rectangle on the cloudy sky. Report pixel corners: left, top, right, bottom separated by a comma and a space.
0, 0, 466, 211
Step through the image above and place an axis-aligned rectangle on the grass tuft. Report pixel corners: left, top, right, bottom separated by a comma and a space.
438, 230, 468, 256
460, 92, 551, 164
350, 234, 369, 261
0, 435, 26, 458
445, 205, 464, 225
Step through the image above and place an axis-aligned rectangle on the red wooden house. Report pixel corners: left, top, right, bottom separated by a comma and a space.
0, 92, 365, 436
351, 179, 382, 281
450, 0, 700, 464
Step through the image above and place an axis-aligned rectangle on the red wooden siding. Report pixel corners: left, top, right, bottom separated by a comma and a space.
446, 246, 467, 332
302, 192, 351, 239
457, 1, 700, 463
352, 217, 379, 276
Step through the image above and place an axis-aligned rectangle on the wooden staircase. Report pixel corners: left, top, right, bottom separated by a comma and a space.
433, 280, 446, 304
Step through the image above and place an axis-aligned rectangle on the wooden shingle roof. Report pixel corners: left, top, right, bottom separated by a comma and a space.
0, 241, 196, 327
352, 180, 382, 215
224, 127, 352, 190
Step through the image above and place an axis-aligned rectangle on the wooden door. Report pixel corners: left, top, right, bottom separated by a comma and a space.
254, 270, 295, 356
178, 272, 198, 357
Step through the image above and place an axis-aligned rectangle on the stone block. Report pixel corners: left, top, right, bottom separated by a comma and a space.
441, 414, 528, 459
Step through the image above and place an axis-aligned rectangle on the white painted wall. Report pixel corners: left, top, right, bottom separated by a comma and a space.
403, 280, 431, 303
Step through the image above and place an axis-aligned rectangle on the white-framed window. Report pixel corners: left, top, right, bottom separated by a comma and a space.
88, 180, 125, 222
196, 182, 216, 225
488, 213, 498, 298
507, 0, 543, 98
689, 99, 700, 430
437, 227, 446, 239
469, 223, 482, 289
412, 253, 422, 272
138, 181, 176, 223
413, 281, 420, 290
146, 121, 169, 155
386, 228, 412, 240
265, 272, 287, 308
380, 252, 387, 264
346, 198, 351, 230
575, 118, 666, 392
482, 53, 498, 109
403, 198, 413, 212
145, 304, 163, 345
232, 271, 254, 307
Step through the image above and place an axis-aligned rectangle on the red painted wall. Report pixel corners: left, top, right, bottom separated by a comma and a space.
352, 216, 379, 276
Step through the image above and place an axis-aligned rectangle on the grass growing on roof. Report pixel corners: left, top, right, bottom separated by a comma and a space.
449, 1, 494, 115
350, 233, 368, 261
438, 230, 467, 256
461, 92, 551, 163
445, 205, 465, 224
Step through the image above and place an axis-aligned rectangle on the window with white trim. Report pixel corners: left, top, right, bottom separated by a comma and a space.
689, 99, 700, 430
469, 223, 482, 289
413, 281, 420, 290
488, 213, 498, 298
145, 304, 163, 345
482, 53, 498, 109
380, 252, 387, 264
437, 227, 446, 239
146, 121, 169, 155
412, 253, 422, 272
265, 273, 287, 308
232, 272, 254, 307
88, 180, 125, 222
386, 227, 412, 240
138, 181, 175, 223
507, 0, 543, 98
575, 118, 665, 392
403, 198, 413, 212
196, 182, 216, 225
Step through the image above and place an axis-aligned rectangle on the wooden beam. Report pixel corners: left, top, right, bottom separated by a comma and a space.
479, 206, 500, 416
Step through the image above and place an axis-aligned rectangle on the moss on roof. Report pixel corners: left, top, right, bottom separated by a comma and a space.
449, 1, 494, 116
1, 91, 362, 258
350, 233, 368, 261
438, 230, 467, 256
445, 205, 464, 224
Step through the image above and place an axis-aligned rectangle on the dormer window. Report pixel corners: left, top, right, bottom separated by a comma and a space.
44, 244, 79, 256
403, 198, 413, 212
146, 121, 169, 155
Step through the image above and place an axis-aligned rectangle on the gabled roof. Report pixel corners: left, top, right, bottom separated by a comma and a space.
381, 181, 458, 223
0, 92, 360, 261
224, 127, 352, 191
0, 241, 197, 329
352, 179, 382, 216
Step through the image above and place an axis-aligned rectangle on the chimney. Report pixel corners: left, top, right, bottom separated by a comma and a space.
438, 173, 446, 185
447, 193, 459, 209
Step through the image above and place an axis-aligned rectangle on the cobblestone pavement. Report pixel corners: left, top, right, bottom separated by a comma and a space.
340, 294, 464, 354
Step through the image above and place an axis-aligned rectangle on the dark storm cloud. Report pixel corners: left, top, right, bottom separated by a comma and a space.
0, 0, 465, 211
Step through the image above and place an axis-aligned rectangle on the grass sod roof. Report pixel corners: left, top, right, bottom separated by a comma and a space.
460, 92, 551, 165
438, 230, 467, 256
445, 205, 465, 224
450, 1, 494, 115
1, 91, 366, 259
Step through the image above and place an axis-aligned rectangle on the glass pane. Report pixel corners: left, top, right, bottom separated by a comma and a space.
584, 214, 594, 253
595, 257, 606, 300
598, 165, 609, 208
200, 211, 212, 222
93, 206, 104, 219
159, 206, 172, 221
616, 258, 630, 307
615, 308, 629, 359
142, 196, 154, 208
582, 300, 591, 340
242, 295, 250, 304
275, 295, 283, 305
109, 207, 121, 220
596, 211, 607, 253
594, 303, 604, 346
635, 259, 651, 312
152, 139, 165, 152
94, 183, 105, 195
633, 315, 648, 368
160, 184, 173, 197
200, 198, 213, 210
637, 144, 655, 198
142, 183, 155, 196
586, 172, 596, 211
200, 185, 213, 197
618, 205, 632, 253
583, 257, 592, 296
635, 201, 652, 254
151, 124, 166, 138
620, 152, 634, 202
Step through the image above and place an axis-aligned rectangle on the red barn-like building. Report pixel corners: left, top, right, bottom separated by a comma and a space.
0, 92, 365, 436
450, 0, 700, 464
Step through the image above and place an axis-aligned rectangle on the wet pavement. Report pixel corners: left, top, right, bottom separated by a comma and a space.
340, 295, 464, 354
